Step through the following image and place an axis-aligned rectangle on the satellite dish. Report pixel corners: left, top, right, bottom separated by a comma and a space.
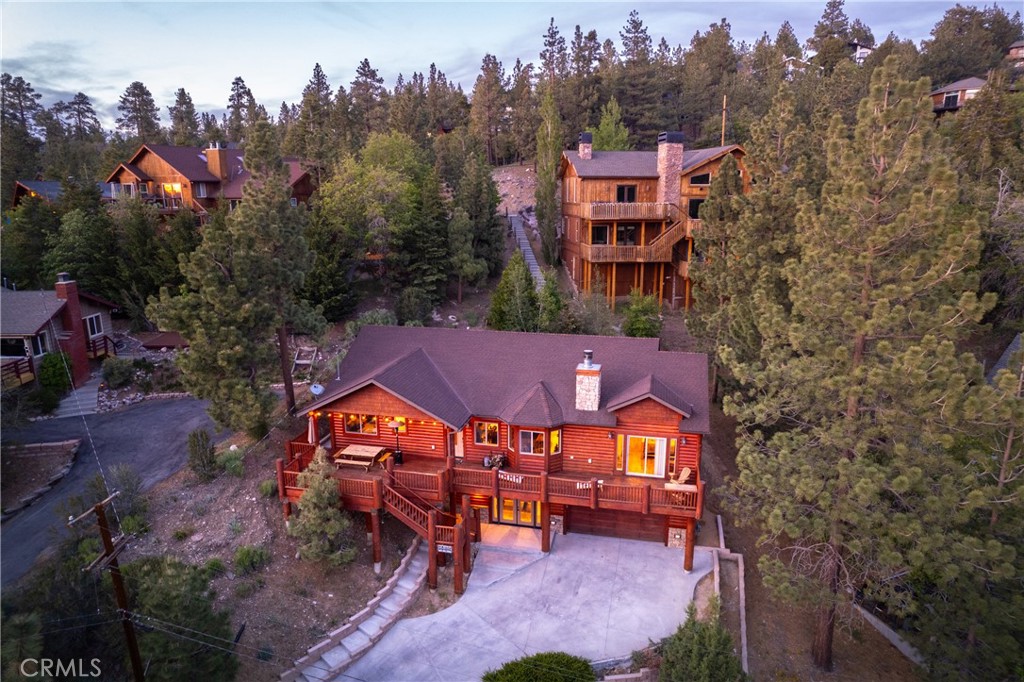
310, 383, 325, 396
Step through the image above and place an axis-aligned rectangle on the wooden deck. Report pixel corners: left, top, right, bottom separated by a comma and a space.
1, 357, 35, 388
279, 435, 703, 520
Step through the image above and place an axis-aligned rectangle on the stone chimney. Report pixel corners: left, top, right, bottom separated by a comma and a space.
205, 141, 230, 181
54, 273, 90, 388
578, 132, 593, 161
575, 349, 601, 412
657, 132, 685, 207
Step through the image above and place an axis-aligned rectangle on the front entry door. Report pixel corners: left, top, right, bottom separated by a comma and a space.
493, 495, 541, 528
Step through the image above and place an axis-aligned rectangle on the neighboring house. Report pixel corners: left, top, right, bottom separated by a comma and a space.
10, 180, 113, 209
848, 41, 874, 65
279, 326, 710, 588
104, 143, 315, 222
0, 273, 117, 389
559, 132, 748, 310
930, 76, 987, 115
1006, 39, 1024, 70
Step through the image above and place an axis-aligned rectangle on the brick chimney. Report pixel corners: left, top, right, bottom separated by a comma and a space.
578, 132, 593, 161
205, 141, 230, 181
54, 272, 90, 388
575, 350, 601, 412
657, 132, 685, 207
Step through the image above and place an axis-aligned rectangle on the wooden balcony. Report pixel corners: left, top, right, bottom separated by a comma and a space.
566, 202, 674, 221
279, 433, 703, 519
86, 335, 116, 360
579, 219, 695, 264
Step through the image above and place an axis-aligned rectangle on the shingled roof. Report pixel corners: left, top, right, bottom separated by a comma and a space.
306, 327, 709, 433
931, 76, 987, 96
0, 290, 64, 336
562, 145, 742, 179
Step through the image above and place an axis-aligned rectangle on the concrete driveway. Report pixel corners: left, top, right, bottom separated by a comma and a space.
344, 529, 713, 681
0, 398, 222, 587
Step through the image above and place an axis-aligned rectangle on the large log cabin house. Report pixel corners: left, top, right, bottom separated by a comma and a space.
278, 326, 709, 593
559, 132, 748, 310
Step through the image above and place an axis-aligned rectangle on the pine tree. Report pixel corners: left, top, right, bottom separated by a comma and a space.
537, 271, 568, 333
469, 54, 508, 165
808, 0, 852, 74
922, 5, 1023, 86
289, 448, 358, 565
284, 63, 335, 184
590, 97, 630, 150
622, 288, 662, 338
149, 122, 323, 433
488, 251, 538, 331
535, 87, 562, 266
167, 88, 200, 146
349, 58, 389, 150
725, 60, 996, 670
107, 197, 166, 328
43, 208, 119, 300
116, 81, 162, 143
1, 73, 42, 208
456, 153, 504, 274
225, 76, 255, 143
448, 207, 488, 304
0, 195, 59, 288
507, 60, 538, 163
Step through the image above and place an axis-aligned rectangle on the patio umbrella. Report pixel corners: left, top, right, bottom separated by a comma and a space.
307, 414, 318, 445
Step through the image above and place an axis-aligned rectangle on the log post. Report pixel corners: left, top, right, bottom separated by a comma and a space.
461, 494, 474, 543
275, 458, 290, 520
541, 501, 551, 553
372, 478, 383, 510
540, 471, 548, 505
684, 518, 696, 572
385, 456, 395, 487
370, 510, 382, 574
453, 522, 465, 595
492, 467, 499, 499
641, 483, 651, 515
427, 510, 438, 590
590, 477, 598, 510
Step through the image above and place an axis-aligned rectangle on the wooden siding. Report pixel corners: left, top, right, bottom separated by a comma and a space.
461, 420, 511, 467
561, 424, 617, 476
614, 399, 685, 427
324, 385, 448, 458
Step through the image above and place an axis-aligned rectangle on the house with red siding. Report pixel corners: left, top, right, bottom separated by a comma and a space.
279, 326, 710, 591
0, 274, 117, 389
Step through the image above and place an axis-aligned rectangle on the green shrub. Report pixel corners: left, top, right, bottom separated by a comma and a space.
622, 288, 662, 338
102, 356, 136, 389
234, 545, 271, 576
228, 517, 243, 535
37, 352, 71, 395
659, 597, 746, 682
288, 448, 358, 566
482, 651, 596, 682
109, 463, 147, 518
25, 386, 61, 414
344, 308, 397, 341
204, 558, 227, 578
188, 429, 218, 481
258, 479, 277, 498
257, 645, 273, 661
217, 451, 244, 477
119, 515, 148, 535
396, 286, 433, 325
233, 577, 265, 599
173, 526, 194, 541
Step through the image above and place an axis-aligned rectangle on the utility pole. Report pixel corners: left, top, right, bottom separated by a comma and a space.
68, 492, 145, 682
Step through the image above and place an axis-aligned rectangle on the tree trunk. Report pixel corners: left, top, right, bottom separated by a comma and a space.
278, 325, 296, 414
457, 276, 463, 304
812, 546, 839, 670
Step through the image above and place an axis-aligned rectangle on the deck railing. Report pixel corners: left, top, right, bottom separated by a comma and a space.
281, 430, 703, 517
571, 202, 673, 221
86, 335, 116, 359
1, 357, 35, 388
578, 219, 694, 263
383, 485, 430, 537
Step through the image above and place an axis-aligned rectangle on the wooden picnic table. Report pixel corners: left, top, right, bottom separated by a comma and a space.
334, 444, 386, 470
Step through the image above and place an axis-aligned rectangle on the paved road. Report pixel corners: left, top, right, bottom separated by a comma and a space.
0, 399, 222, 587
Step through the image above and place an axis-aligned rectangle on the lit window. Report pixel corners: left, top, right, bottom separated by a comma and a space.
626, 436, 666, 477
519, 430, 544, 455
550, 429, 561, 455
344, 413, 377, 435
383, 416, 407, 432
474, 421, 499, 446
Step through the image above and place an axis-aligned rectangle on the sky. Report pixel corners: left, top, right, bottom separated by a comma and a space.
0, 1, 1013, 130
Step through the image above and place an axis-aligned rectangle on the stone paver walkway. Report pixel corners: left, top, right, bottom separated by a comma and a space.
52, 373, 102, 419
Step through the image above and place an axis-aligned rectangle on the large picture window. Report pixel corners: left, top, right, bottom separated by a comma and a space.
626, 436, 666, 478
519, 430, 544, 455
474, 421, 499, 446
344, 413, 377, 435
550, 429, 561, 455
591, 224, 609, 245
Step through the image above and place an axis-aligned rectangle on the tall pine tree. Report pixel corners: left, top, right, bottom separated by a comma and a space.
535, 87, 562, 266
724, 59, 995, 670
